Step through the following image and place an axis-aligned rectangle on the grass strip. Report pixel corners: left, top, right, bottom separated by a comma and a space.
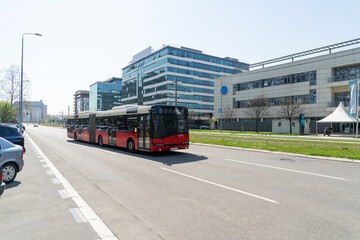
190, 132, 360, 160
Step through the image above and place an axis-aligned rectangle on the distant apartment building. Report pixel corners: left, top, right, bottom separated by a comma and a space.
73, 90, 89, 114
14, 100, 47, 122
121, 45, 249, 115
215, 38, 360, 133
89, 77, 122, 111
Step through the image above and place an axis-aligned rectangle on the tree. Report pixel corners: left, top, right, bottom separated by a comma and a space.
277, 97, 304, 134
244, 95, 269, 132
0, 65, 31, 105
223, 105, 235, 132
0, 101, 16, 123
188, 109, 195, 129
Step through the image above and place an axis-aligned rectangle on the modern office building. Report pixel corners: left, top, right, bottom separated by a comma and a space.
215, 38, 360, 133
73, 90, 89, 114
14, 100, 47, 123
89, 77, 122, 111
121, 45, 249, 115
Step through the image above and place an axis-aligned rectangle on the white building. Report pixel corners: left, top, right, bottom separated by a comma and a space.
215, 39, 360, 133
14, 100, 47, 123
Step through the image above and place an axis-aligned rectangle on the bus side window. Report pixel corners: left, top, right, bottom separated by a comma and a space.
115, 116, 127, 132
127, 116, 138, 133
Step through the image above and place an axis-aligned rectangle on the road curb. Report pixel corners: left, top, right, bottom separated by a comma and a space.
190, 142, 360, 164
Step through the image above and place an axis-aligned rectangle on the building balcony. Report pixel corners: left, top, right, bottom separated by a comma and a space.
328, 73, 360, 83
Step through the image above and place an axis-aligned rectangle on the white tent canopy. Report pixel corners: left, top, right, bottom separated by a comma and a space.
316, 102, 359, 137
318, 102, 359, 123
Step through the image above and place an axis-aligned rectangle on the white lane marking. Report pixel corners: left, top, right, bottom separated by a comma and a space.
160, 167, 278, 204
225, 159, 350, 181
69, 208, 87, 223
96, 148, 117, 155
51, 178, 60, 185
46, 170, 54, 175
42, 164, 49, 168
26, 133, 118, 240
58, 189, 70, 199
39, 159, 45, 163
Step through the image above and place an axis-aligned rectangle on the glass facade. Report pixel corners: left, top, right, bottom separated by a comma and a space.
123, 47, 248, 74
334, 64, 360, 82
234, 90, 317, 108
89, 79, 122, 111
122, 46, 248, 114
233, 71, 316, 94
334, 91, 360, 107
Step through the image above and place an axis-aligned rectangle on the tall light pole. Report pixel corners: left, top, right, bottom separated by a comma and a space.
175, 77, 178, 106
20, 33, 42, 130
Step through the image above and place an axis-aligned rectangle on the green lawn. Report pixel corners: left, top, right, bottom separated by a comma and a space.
190, 131, 360, 160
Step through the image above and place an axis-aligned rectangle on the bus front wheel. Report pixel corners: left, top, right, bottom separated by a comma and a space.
127, 139, 135, 153
98, 136, 103, 147
74, 133, 78, 141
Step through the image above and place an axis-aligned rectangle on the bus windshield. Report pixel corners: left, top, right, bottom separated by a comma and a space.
151, 106, 188, 139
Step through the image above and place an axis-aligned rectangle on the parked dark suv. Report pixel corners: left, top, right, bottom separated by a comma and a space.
0, 124, 25, 152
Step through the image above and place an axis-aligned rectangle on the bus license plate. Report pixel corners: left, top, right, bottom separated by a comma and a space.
170, 147, 178, 150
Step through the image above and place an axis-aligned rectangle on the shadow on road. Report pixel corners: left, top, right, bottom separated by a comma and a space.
67, 140, 207, 166
5, 181, 21, 189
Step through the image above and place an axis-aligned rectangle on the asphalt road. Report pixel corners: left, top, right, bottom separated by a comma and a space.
1, 125, 360, 240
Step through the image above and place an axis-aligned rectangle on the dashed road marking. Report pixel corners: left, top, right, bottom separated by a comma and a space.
58, 189, 70, 199
69, 208, 87, 223
51, 178, 60, 184
45, 170, 54, 175
224, 158, 350, 181
96, 148, 117, 155
160, 167, 278, 204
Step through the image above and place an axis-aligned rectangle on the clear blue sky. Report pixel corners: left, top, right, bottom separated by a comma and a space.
1, 0, 359, 114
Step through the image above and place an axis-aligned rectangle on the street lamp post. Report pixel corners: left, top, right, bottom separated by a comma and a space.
20, 33, 41, 131
175, 77, 178, 106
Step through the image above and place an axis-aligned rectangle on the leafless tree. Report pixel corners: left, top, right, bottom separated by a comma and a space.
188, 109, 195, 129
277, 97, 304, 134
0, 65, 31, 105
223, 105, 235, 132
244, 95, 269, 132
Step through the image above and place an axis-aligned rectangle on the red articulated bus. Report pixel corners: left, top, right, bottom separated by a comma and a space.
66, 105, 189, 152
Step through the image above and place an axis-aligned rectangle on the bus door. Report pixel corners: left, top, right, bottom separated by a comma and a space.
138, 114, 150, 151
89, 113, 96, 143
79, 124, 84, 141
108, 127, 116, 145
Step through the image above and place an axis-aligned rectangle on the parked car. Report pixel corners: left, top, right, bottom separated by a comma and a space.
34, 124, 38, 127
0, 124, 25, 152
0, 137, 24, 184
199, 125, 210, 129
0, 165, 5, 197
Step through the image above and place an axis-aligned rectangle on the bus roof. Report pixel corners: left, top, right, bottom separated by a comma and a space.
67, 105, 153, 119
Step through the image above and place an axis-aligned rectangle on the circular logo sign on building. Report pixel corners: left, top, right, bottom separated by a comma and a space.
221, 86, 228, 95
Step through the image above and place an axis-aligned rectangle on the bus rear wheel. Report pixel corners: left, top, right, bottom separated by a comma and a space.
98, 136, 103, 147
127, 139, 135, 153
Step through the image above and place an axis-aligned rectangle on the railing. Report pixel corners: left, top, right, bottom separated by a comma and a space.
250, 38, 360, 69
327, 101, 360, 107
328, 73, 360, 83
